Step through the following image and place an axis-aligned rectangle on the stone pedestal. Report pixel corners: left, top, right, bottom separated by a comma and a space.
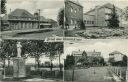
13, 57, 26, 78
126, 69, 128, 82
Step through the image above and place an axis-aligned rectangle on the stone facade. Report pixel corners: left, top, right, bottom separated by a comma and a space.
65, 0, 83, 29
2, 9, 38, 31
84, 3, 123, 27
13, 57, 26, 78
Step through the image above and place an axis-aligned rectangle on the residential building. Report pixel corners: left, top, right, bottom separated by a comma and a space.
40, 16, 58, 28
47, 19, 58, 28
109, 51, 124, 62
2, 9, 38, 31
86, 50, 102, 63
86, 50, 101, 58
40, 16, 52, 28
65, 0, 83, 29
72, 50, 87, 63
84, 3, 123, 27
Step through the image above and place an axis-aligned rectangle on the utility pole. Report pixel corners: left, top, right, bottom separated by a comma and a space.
37, 9, 41, 29
0, 0, 1, 31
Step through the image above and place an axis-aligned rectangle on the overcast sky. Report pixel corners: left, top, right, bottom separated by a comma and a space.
7, 0, 64, 21
64, 39, 128, 59
78, 0, 128, 13
7, 0, 128, 20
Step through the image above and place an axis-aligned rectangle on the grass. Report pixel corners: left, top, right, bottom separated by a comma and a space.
65, 27, 128, 39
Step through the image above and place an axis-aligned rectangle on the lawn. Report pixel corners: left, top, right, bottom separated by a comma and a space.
65, 27, 128, 39
1, 28, 64, 40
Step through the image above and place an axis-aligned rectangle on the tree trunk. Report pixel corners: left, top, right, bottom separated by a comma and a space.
58, 51, 61, 72
35, 57, 40, 69
3, 59, 6, 78
8, 58, 10, 68
50, 60, 53, 72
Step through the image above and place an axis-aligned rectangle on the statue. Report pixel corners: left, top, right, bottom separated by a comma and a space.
17, 42, 22, 57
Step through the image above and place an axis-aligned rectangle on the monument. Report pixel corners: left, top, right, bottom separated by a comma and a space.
13, 42, 26, 78
126, 57, 128, 82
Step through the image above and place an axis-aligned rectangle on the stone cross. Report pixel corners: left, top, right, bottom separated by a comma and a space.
17, 42, 22, 57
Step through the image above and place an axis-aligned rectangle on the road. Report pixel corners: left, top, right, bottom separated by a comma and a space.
65, 67, 115, 82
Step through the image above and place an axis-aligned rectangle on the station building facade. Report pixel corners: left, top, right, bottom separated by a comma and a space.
65, 0, 83, 29
2, 9, 39, 31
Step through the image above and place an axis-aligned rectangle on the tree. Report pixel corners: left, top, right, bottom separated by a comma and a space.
99, 57, 105, 66
108, 57, 115, 66
1, 0, 7, 14
80, 21, 86, 30
108, 5, 119, 28
57, 8, 64, 29
45, 42, 63, 72
64, 55, 75, 70
123, 6, 128, 21
122, 55, 127, 66
55, 43, 63, 72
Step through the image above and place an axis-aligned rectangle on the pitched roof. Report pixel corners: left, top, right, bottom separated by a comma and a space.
40, 16, 48, 22
47, 19, 57, 23
65, 0, 83, 7
86, 51, 101, 56
84, 3, 122, 15
109, 51, 124, 55
8, 9, 34, 18
72, 51, 84, 55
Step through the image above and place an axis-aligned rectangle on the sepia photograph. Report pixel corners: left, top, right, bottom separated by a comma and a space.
1, 0, 128, 82
0, 39, 64, 82
1, 0, 64, 39
64, 39, 128, 82
64, 0, 128, 39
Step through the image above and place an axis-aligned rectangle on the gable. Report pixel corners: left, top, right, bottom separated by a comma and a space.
8, 9, 34, 19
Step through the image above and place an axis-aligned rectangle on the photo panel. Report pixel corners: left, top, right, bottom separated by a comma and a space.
64, 0, 128, 39
1, 0, 65, 40
64, 39, 128, 82
0, 39, 64, 82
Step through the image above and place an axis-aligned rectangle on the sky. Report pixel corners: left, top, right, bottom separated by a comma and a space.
64, 39, 128, 59
6, 0, 64, 21
78, 0, 128, 13
6, 0, 128, 20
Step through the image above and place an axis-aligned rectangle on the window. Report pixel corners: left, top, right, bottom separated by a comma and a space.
75, 9, 77, 13
105, 8, 112, 14
87, 21, 89, 24
71, 8, 73, 12
92, 21, 94, 24
84, 20, 86, 24
105, 15, 110, 20
71, 19, 73, 24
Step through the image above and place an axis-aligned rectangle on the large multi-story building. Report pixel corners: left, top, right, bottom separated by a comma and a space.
109, 51, 124, 62
72, 50, 87, 63
65, 0, 83, 29
2, 9, 39, 31
71, 50, 101, 63
84, 3, 123, 27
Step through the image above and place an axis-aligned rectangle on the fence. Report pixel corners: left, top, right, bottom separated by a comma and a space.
109, 66, 127, 81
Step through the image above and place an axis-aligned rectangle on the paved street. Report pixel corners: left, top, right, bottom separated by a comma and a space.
65, 67, 115, 82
